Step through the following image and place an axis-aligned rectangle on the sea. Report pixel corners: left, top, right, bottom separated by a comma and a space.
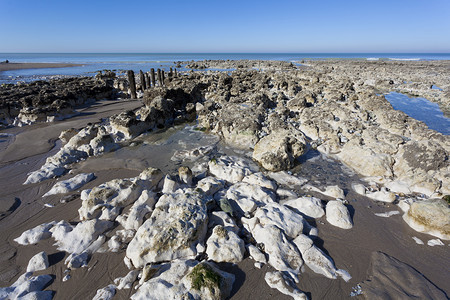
1, 53, 450, 84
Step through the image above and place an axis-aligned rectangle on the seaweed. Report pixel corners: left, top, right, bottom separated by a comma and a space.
189, 263, 221, 292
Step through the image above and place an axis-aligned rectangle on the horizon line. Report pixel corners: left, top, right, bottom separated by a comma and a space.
1, 52, 450, 54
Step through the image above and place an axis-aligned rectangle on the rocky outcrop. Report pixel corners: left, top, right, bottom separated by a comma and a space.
403, 198, 450, 240
0, 74, 117, 127
126, 189, 209, 267
253, 128, 307, 171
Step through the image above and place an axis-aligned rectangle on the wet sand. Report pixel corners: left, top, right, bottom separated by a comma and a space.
0, 63, 81, 72
1, 104, 448, 299
0, 75, 449, 298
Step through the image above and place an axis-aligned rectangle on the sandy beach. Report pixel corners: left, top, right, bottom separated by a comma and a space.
0, 60, 449, 299
0, 62, 81, 72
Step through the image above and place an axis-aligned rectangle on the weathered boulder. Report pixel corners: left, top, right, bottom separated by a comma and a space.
403, 198, 450, 240
26, 251, 49, 273
393, 141, 448, 195
126, 189, 209, 267
226, 182, 276, 215
246, 202, 305, 239
265, 271, 307, 300
253, 129, 307, 171
78, 168, 162, 221
131, 260, 234, 300
208, 156, 254, 183
292, 234, 350, 281
284, 196, 325, 219
325, 200, 353, 229
252, 224, 303, 282
206, 225, 245, 263
43, 173, 94, 197
336, 138, 394, 177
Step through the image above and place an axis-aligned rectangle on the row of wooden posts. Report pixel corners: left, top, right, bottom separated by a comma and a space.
126, 68, 178, 99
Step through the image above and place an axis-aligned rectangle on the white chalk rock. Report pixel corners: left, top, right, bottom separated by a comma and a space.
384, 180, 412, 195
26, 251, 49, 273
24, 163, 67, 185
252, 224, 303, 282
208, 211, 239, 234
264, 271, 307, 300
250, 202, 305, 239
277, 189, 298, 200
138, 167, 164, 184
398, 199, 413, 213
59, 128, 78, 144
90, 133, 119, 156
65, 125, 98, 150
252, 129, 307, 172
326, 200, 353, 229
268, 171, 307, 187
114, 270, 140, 290
45, 147, 88, 166
178, 166, 193, 186
108, 235, 122, 253
92, 284, 116, 300
427, 239, 444, 246
226, 182, 276, 215
284, 196, 325, 219
196, 177, 225, 196
117, 190, 157, 230
365, 188, 396, 203
14, 222, 56, 245
403, 198, 450, 240
66, 251, 90, 269
206, 225, 245, 263
162, 175, 179, 194
43, 173, 94, 196
351, 183, 366, 195
293, 234, 342, 280
50, 219, 113, 254
78, 167, 161, 221
183, 261, 235, 300
126, 189, 209, 267
247, 244, 267, 265
309, 185, 345, 199
242, 172, 277, 190
412, 236, 424, 245
0, 272, 53, 300
208, 156, 254, 183
131, 260, 235, 300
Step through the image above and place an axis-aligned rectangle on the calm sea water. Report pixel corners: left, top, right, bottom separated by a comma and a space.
1, 53, 450, 84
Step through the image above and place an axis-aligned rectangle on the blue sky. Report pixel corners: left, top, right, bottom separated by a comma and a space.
1, 0, 449, 53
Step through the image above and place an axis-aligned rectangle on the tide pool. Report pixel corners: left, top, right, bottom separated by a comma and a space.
385, 92, 450, 135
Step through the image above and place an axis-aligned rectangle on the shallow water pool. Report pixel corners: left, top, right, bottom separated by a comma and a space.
385, 92, 450, 135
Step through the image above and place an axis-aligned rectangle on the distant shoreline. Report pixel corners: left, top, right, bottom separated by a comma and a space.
0, 62, 82, 72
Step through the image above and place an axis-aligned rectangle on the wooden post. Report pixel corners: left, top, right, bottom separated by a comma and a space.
145, 73, 150, 89
127, 70, 137, 99
169, 67, 173, 79
157, 69, 162, 86
174, 68, 178, 77
161, 70, 165, 86
139, 70, 146, 91
150, 68, 156, 87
